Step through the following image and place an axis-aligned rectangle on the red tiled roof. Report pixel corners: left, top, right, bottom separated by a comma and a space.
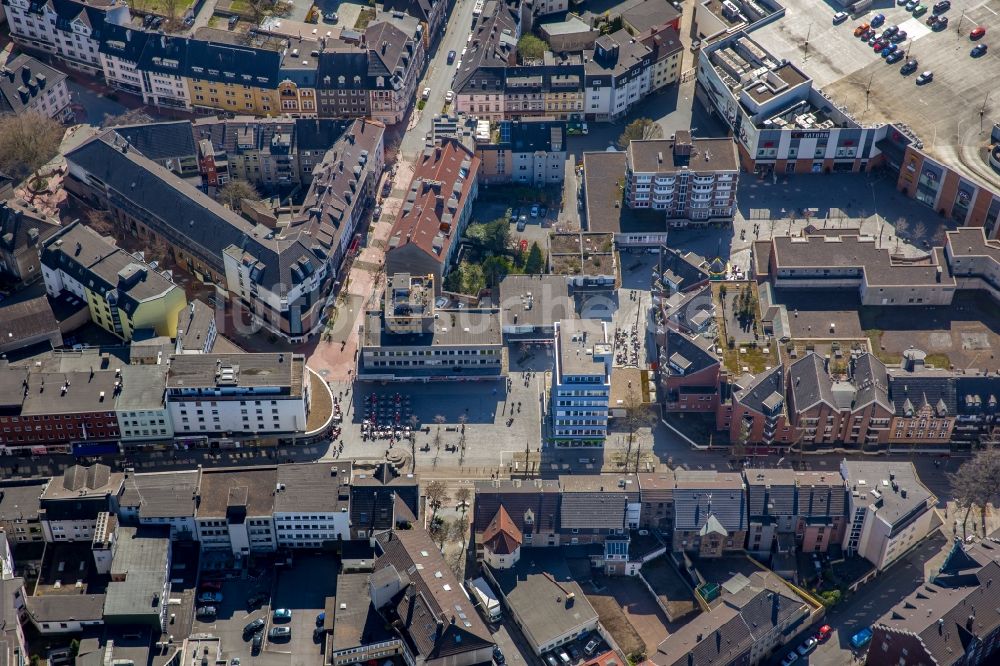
482, 505, 522, 555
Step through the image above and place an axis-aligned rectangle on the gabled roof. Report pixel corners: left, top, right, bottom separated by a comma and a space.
0, 54, 68, 115
734, 365, 786, 416
663, 329, 719, 378
106, 120, 197, 163
374, 529, 493, 660
473, 479, 561, 536
482, 505, 522, 555
789, 353, 835, 412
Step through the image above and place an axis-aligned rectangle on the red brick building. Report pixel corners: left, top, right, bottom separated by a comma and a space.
0, 368, 121, 454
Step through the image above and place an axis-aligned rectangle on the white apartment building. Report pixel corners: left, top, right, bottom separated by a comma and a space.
195, 467, 278, 554
39, 464, 124, 543
551, 319, 612, 446
165, 353, 310, 437
841, 461, 936, 571
584, 30, 652, 121
119, 469, 199, 540
99, 26, 191, 110
0, 55, 71, 120
625, 132, 740, 224
116, 365, 173, 444
273, 462, 352, 548
4, 0, 131, 76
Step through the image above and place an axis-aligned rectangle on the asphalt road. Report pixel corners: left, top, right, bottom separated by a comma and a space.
400, 0, 478, 159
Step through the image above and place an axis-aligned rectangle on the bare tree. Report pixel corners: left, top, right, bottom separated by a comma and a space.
102, 108, 153, 128
0, 113, 63, 183
407, 414, 420, 471
948, 448, 1000, 538
617, 117, 663, 150
85, 208, 116, 237
246, 0, 275, 26
430, 516, 451, 549
218, 179, 260, 210
622, 386, 656, 471
433, 415, 446, 452
454, 486, 471, 517
425, 480, 449, 523
162, 0, 179, 20
449, 514, 469, 548
912, 222, 928, 242
894, 217, 910, 237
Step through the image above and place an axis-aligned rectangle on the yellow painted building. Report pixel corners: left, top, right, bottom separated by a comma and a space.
188, 78, 281, 116
41, 222, 188, 341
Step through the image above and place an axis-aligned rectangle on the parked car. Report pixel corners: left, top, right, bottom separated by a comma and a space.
816, 625, 833, 642
881, 43, 898, 56
196, 606, 217, 618
539, 205, 548, 217
545, 656, 559, 666
200, 581, 223, 592
269, 627, 291, 640
884, 25, 899, 36
584, 640, 599, 656
316, 612, 326, 626
273, 608, 292, 621
933, 0, 950, 12
850, 627, 874, 649
516, 216, 527, 232
797, 637, 819, 656
912, 4, 927, 16
971, 26, 987, 39
322, 11, 338, 22
972, 43, 989, 56
530, 204, 540, 217
493, 647, 505, 664
780, 653, 798, 666
833, 11, 848, 23
871, 13, 885, 27
905, 0, 918, 9
445, 90, 454, 103
244, 618, 266, 635
901, 59, 919, 74
886, 49, 904, 63
873, 40, 887, 51
251, 632, 263, 653
916, 70, 934, 84
854, 23, 870, 36
891, 30, 907, 42
198, 592, 223, 603
558, 652, 570, 665
421, 87, 431, 100
447, 50, 456, 64
933, 15, 949, 29
568, 646, 580, 661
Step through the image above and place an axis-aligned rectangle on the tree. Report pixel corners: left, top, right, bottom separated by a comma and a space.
69, 640, 80, 658
621, 386, 656, 472
407, 414, 420, 472
454, 486, 471, 517
524, 242, 545, 274
425, 480, 450, 523
466, 218, 511, 255
162, 0, 179, 20
102, 108, 153, 127
450, 514, 470, 548
430, 516, 450, 548
247, 0, 276, 26
482, 255, 515, 288
617, 117, 663, 150
219, 179, 260, 210
517, 34, 547, 61
433, 415, 446, 452
0, 113, 63, 183
949, 448, 1000, 538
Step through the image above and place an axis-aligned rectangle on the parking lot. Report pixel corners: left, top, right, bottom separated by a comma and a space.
752, 0, 1000, 191
190, 556, 334, 666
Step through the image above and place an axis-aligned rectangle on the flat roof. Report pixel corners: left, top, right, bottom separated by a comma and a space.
363, 310, 501, 348
274, 462, 351, 513
175, 300, 217, 352
22, 370, 122, 416
330, 572, 392, 651
120, 470, 199, 518
116, 364, 167, 411
0, 479, 46, 522
556, 318, 609, 378
196, 467, 277, 518
166, 353, 302, 392
498, 274, 573, 330
771, 234, 956, 287
42, 464, 123, 501
105, 526, 171, 618
841, 460, 934, 526
627, 136, 739, 173
491, 549, 598, 649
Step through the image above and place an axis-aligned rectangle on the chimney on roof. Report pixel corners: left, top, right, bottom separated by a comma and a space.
673, 130, 692, 157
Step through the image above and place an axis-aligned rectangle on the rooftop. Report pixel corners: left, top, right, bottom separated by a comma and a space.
116, 364, 167, 412
166, 353, 303, 393
0, 54, 68, 115
105, 526, 171, 618
491, 549, 598, 648
120, 470, 200, 519
555, 318, 610, 379
363, 310, 502, 348
0, 296, 59, 350
841, 460, 934, 527
196, 467, 278, 518
498, 274, 574, 331
175, 300, 217, 353
0, 478, 46, 522
627, 135, 739, 173
330, 572, 392, 652
274, 462, 351, 513
41, 464, 124, 501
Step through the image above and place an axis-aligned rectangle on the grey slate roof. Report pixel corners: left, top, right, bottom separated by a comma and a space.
673, 470, 746, 532
0, 54, 67, 115
663, 329, 718, 378
473, 479, 561, 537
107, 120, 197, 163
559, 483, 626, 531
841, 460, 933, 527
274, 462, 351, 513
789, 353, 834, 412
735, 365, 786, 416
745, 469, 845, 520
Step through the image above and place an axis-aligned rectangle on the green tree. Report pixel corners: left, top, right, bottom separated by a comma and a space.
524, 242, 545, 274
218, 179, 260, 210
444, 270, 464, 293
467, 218, 511, 255
460, 262, 486, 295
617, 117, 664, 150
482, 255, 515, 288
517, 34, 547, 61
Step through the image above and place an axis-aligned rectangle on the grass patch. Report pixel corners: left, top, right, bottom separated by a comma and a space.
866, 329, 902, 365
132, 0, 196, 13
721, 342, 774, 374
355, 7, 376, 29
926, 353, 951, 368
